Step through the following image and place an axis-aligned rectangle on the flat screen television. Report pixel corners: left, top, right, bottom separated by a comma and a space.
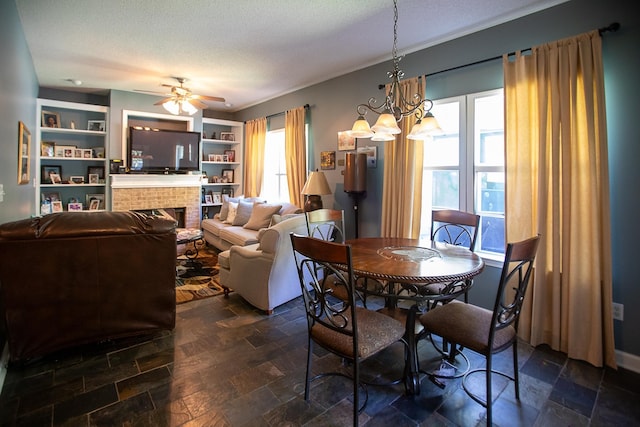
128, 127, 201, 174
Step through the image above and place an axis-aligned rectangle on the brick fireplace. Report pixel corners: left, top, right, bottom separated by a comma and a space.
110, 175, 201, 229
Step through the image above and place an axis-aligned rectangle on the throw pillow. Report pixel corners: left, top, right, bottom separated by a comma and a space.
243, 203, 282, 230
219, 196, 239, 221
269, 212, 302, 227
224, 201, 238, 224
232, 199, 256, 226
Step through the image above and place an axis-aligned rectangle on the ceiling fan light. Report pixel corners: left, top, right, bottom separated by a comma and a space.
349, 115, 374, 138
182, 100, 198, 115
162, 100, 180, 115
371, 113, 401, 134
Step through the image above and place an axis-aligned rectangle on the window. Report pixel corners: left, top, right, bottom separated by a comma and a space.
420, 89, 505, 256
261, 129, 290, 202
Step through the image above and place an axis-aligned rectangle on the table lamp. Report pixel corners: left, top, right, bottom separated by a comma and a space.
301, 169, 332, 212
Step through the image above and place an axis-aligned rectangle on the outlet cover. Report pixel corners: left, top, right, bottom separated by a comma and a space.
612, 302, 624, 321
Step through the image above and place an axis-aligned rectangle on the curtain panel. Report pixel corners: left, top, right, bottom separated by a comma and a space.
243, 117, 266, 198
285, 106, 307, 208
380, 77, 425, 238
503, 30, 615, 368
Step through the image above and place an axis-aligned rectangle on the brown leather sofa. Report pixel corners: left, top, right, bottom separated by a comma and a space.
0, 211, 177, 363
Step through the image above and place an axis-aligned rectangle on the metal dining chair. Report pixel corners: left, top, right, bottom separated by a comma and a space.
290, 233, 407, 427
418, 234, 541, 426
305, 208, 345, 243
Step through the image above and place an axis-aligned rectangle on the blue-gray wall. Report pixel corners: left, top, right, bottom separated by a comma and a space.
0, 0, 38, 224
1, 0, 638, 363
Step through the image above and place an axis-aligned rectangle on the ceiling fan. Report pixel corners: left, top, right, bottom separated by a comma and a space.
137, 77, 225, 115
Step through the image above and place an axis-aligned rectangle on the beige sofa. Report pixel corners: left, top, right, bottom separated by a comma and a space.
201, 197, 301, 251
217, 214, 308, 314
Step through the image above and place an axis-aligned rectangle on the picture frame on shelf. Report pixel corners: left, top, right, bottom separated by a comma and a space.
89, 199, 100, 211
88, 120, 105, 131
207, 154, 216, 162
51, 201, 63, 212
221, 169, 234, 183
221, 187, 234, 198
41, 203, 51, 215
221, 155, 229, 162
204, 194, 213, 204
63, 147, 74, 158
92, 147, 105, 158
83, 149, 93, 159
41, 110, 60, 128
70, 176, 85, 184
41, 141, 55, 157
50, 173, 62, 184
41, 165, 62, 184
321, 151, 336, 170
68, 202, 83, 211
87, 166, 105, 180
220, 132, 235, 141
212, 192, 222, 204
337, 131, 356, 151
224, 149, 235, 162
88, 174, 99, 184
18, 121, 31, 184
74, 148, 83, 158
86, 194, 104, 210
41, 191, 61, 203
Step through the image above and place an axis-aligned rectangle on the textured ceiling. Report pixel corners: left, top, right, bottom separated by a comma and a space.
15, 0, 567, 112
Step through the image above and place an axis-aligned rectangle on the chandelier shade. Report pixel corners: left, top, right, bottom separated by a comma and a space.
348, 0, 440, 140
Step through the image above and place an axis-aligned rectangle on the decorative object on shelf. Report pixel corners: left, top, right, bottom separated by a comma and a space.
41, 110, 60, 128
70, 176, 85, 184
321, 151, 336, 170
220, 132, 235, 141
68, 202, 83, 211
348, 0, 441, 140
88, 120, 105, 131
337, 131, 356, 151
92, 147, 105, 158
211, 131, 217, 139
41, 165, 62, 184
301, 169, 332, 212
18, 121, 31, 184
70, 120, 76, 129
110, 159, 123, 174
41, 141, 54, 157
222, 169, 234, 183
224, 149, 235, 162
202, 131, 207, 139
221, 188, 234, 198
42, 191, 61, 203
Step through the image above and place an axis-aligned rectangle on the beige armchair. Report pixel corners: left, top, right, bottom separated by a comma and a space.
217, 214, 308, 314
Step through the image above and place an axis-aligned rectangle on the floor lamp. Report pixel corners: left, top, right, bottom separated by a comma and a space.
344, 153, 367, 238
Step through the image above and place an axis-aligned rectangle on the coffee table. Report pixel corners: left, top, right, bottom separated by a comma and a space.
176, 228, 210, 278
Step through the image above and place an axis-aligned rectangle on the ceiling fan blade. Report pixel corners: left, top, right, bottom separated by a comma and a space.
188, 98, 209, 109
134, 89, 170, 96
193, 94, 226, 103
153, 97, 175, 106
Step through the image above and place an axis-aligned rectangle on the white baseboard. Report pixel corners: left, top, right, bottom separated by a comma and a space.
0, 343, 9, 395
616, 349, 640, 373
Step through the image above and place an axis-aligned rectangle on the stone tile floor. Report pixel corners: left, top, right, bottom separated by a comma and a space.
0, 292, 639, 426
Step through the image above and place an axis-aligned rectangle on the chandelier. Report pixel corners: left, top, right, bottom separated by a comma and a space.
349, 0, 440, 140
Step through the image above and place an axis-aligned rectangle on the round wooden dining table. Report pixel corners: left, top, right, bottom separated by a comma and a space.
345, 237, 485, 394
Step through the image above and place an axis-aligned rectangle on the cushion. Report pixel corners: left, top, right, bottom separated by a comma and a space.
279, 202, 303, 215
219, 196, 240, 221
243, 203, 282, 230
269, 213, 302, 227
232, 199, 256, 226
224, 201, 238, 224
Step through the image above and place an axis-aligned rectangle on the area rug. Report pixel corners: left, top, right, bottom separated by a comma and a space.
175, 246, 225, 304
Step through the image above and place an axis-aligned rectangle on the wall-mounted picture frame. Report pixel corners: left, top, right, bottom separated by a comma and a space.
86, 193, 104, 210
88, 120, 105, 132
321, 151, 336, 170
337, 131, 356, 151
224, 149, 236, 162
220, 132, 235, 141
51, 201, 63, 212
357, 145, 378, 168
221, 169, 234, 183
41, 110, 60, 128
41, 141, 55, 157
41, 165, 62, 184
87, 165, 105, 180
18, 121, 31, 184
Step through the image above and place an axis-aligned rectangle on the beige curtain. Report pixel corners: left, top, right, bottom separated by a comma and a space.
380, 77, 425, 238
503, 31, 616, 368
243, 117, 266, 197
285, 106, 307, 208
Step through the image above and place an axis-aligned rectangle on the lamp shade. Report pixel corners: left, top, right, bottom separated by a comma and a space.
371, 112, 401, 134
301, 170, 332, 196
349, 115, 374, 138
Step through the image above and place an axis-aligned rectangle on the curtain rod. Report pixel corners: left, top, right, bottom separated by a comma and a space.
259, 104, 310, 121
378, 22, 620, 89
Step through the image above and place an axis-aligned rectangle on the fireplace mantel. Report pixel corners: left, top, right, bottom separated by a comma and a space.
110, 174, 202, 189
